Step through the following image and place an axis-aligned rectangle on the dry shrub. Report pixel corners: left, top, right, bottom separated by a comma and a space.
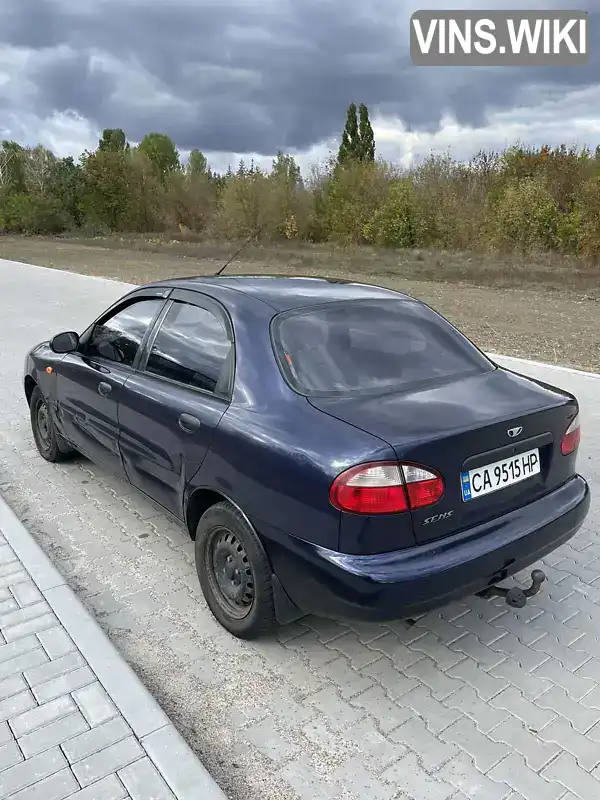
322, 160, 391, 244
484, 176, 561, 254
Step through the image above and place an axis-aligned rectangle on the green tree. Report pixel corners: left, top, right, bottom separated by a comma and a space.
51, 157, 85, 226
212, 171, 227, 196
126, 150, 165, 232
271, 151, 302, 187
324, 160, 390, 243
267, 152, 304, 238
167, 168, 217, 232
80, 149, 135, 231
187, 149, 208, 176
358, 103, 375, 162
137, 133, 180, 177
0, 195, 67, 234
364, 179, 425, 247
98, 128, 129, 153
22, 145, 56, 196
337, 103, 359, 164
0, 141, 26, 194
214, 166, 270, 239
337, 103, 375, 165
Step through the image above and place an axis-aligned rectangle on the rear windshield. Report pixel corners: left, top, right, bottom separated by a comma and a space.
271, 298, 494, 397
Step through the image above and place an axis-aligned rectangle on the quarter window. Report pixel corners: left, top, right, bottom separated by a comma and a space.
145, 301, 232, 395
85, 299, 164, 366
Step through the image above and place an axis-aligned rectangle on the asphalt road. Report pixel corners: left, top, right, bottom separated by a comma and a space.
1, 257, 599, 800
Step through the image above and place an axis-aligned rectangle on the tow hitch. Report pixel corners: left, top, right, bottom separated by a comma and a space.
476, 569, 547, 609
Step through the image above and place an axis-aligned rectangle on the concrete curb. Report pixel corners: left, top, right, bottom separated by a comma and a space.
488, 352, 600, 380
0, 495, 228, 800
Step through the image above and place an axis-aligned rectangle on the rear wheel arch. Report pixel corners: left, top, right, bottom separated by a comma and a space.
185, 487, 257, 541
185, 487, 304, 628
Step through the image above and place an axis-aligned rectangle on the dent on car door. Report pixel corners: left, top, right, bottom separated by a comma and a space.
117, 294, 233, 518
56, 297, 166, 472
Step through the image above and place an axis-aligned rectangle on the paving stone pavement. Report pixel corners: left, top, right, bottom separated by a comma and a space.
0, 258, 599, 800
0, 511, 226, 800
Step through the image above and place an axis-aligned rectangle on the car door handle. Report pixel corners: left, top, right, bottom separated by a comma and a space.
179, 413, 202, 433
97, 381, 112, 397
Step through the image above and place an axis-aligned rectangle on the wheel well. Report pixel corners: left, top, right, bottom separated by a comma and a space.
185, 488, 227, 539
24, 376, 37, 406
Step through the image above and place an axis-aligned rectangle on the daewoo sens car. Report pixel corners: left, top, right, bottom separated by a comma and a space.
23, 276, 590, 639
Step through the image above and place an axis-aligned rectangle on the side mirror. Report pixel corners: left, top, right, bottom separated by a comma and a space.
50, 331, 80, 354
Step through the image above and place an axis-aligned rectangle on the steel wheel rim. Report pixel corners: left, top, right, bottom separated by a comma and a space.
36, 401, 51, 450
205, 526, 255, 620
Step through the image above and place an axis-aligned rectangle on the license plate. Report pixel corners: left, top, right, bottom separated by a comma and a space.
460, 448, 540, 501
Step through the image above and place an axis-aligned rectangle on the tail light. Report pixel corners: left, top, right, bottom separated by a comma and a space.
329, 460, 444, 514
561, 413, 580, 455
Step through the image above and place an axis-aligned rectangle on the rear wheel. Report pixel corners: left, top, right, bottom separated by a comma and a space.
30, 386, 75, 462
195, 501, 277, 639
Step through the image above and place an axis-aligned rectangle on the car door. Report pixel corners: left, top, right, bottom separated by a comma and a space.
55, 295, 167, 475
117, 289, 234, 518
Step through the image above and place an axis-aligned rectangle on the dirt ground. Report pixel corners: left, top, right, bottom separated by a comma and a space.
1, 234, 598, 372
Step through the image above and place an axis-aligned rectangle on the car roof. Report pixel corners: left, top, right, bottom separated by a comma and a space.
146, 274, 415, 312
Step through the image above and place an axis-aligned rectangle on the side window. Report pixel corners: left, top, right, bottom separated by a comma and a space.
145, 301, 232, 395
84, 299, 164, 367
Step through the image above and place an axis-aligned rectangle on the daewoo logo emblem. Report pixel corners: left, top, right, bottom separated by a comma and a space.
507, 426, 523, 438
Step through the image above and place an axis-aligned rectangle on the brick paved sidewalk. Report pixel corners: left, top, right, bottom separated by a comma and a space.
0, 498, 227, 800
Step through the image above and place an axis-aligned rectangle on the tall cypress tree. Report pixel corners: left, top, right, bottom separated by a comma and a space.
337, 103, 375, 165
337, 103, 359, 165
358, 103, 375, 162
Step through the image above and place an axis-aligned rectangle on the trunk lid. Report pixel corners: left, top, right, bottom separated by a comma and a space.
310, 367, 579, 544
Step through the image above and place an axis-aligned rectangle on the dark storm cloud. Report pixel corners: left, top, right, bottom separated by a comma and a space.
2, 0, 599, 154
29, 49, 117, 121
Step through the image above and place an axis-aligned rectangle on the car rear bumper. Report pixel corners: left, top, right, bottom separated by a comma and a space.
267, 474, 591, 622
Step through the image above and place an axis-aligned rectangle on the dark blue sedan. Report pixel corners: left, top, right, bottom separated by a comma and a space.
23, 275, 590, 638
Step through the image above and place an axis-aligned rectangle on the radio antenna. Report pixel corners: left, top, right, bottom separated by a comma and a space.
214, 223, 266, 277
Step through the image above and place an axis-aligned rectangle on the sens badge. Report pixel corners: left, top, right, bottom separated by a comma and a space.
423, 510, 453, 525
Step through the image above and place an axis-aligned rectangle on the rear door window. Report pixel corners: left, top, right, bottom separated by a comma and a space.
271, 298, 494, 396
144, 300, 233, 396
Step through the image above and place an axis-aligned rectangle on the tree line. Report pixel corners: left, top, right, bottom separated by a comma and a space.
1, 102, 600, 259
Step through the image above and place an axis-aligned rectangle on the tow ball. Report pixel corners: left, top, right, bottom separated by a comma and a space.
476, 569, 547, 609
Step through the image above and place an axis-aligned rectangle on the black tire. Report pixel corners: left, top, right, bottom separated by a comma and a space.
30, 386, 75, 462
195, 501, 277, 639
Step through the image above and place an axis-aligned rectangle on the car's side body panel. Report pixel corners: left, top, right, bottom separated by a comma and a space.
56, 353, 132, 475
25, 344, 63, 410
118, 370, 229, 518
194, 399, 399, 552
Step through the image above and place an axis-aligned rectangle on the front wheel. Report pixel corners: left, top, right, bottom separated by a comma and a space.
195, 501, 277, 639
30, 386, 75, 462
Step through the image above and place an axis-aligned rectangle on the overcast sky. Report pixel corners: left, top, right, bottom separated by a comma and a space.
1, 0, 598, 173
